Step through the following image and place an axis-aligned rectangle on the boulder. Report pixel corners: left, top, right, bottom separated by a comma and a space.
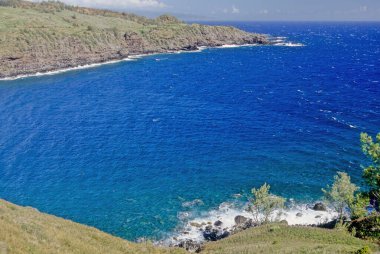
296, 213, 303, 217
181, 45, 199, 51
190, 222, 203, 228
214, 220, 223, 227
177, 240, 202, 253
203, 228, 230, 241
313, 203, 327, 211
232, 216, 256, 234
234, 215, 249, 225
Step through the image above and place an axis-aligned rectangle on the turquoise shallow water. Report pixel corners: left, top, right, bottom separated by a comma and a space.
0, 22, 379, 240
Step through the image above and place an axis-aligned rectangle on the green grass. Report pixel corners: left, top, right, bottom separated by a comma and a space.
0, 199, 186, 254
202, 224, 378, 254
1, 199, 378, 254
0, 6, 142, 55
0, 1, 265, 78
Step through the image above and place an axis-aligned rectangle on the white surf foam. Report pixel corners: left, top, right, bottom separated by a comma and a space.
166, 201, 337, 245
274, 42, 305, 47
217, 44, 259, 49
0, 58, 135, 81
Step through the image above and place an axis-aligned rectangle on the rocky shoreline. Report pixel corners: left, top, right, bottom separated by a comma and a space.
0, 44, 258, 81
0, 1, 270, 80
165, 202, 336, 253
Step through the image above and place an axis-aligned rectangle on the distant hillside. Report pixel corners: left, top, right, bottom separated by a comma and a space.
0, 0, 269, 79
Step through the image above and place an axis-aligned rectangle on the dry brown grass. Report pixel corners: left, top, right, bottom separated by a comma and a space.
0, 199, 185, 254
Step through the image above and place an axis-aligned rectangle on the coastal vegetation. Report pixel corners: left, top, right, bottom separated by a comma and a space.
249, 183, 285, 224
360, 133, 380, 203
322, 172, 358, 221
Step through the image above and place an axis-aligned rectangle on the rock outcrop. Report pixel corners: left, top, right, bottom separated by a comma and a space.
313, 203, 327, 211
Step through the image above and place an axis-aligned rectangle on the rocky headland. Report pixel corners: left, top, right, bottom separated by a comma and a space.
0, 0, 270, 79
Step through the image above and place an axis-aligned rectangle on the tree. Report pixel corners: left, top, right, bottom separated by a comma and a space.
350, 192, 370, 220
323, 172, 358, 221
360, 132, 380, 203
249, 183, 285, 224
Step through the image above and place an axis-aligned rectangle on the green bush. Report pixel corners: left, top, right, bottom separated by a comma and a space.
351, 193, 370, 220
322, 172, 358, 221
349, 215, 380, 240
249, 183, 285, 224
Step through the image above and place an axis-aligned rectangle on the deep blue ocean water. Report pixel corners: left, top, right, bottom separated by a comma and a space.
0, 22, 379, 240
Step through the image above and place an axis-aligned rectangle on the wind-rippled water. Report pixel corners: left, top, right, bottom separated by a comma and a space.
0, 22, 379, 240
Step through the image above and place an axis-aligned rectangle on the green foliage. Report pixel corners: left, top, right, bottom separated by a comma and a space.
323, 172, 358, 220
250, 183, 286, 224
361, 132, 380, 199
351, 193, 370, 220
349, 215, 380, 241
354, 246, 372, 254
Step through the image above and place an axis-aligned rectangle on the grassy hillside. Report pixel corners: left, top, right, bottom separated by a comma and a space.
0, 199, 186, 254
203, 224, 378, 254
0, 0, 268, 78
1, 199, 377, 254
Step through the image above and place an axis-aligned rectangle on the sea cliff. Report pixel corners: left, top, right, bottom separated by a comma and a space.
0, 0, 269, 79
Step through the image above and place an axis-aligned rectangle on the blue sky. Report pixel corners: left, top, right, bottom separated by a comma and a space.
52, 0, 380, 21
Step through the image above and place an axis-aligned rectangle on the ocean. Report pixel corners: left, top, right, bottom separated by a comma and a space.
0, 22, 379, 241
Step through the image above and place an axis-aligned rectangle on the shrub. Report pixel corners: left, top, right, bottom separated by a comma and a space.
351, 192, 370, 220
249, 183, 285, 224
349, 215, 380, 241
354, 246, 372, 254
322, 172, 358, 221
360, 132, 380, 207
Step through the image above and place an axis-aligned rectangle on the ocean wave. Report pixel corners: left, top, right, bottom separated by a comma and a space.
217, 44, 258, 49
274, 42, 305, 47
165, 200, 337, 245
331, 117, 358, 129
0, 58, 135, 81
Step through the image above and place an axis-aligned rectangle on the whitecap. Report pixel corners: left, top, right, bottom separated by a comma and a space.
274, 42, 305, 47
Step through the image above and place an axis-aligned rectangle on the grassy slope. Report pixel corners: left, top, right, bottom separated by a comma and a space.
1, 199, 377, 254
203, 224, 378, 254
0, 6, 150, 56
0, 1, 268, 78
0, 199, 186, 254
